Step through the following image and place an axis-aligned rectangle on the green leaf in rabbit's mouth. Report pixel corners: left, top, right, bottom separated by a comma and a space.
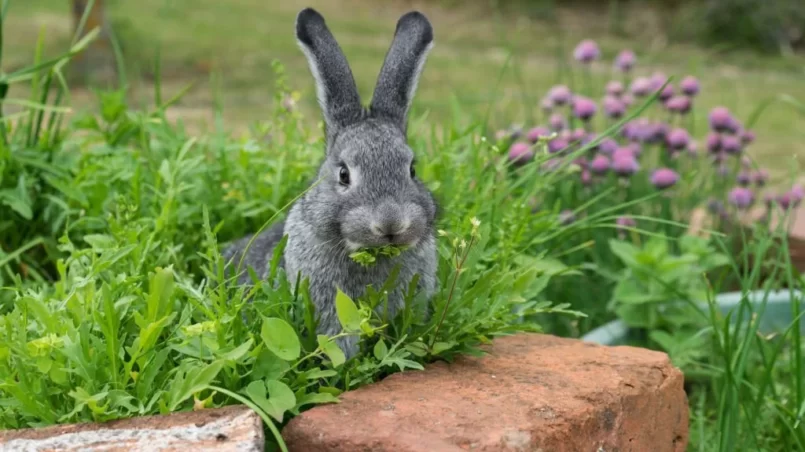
349, 244, 410, 267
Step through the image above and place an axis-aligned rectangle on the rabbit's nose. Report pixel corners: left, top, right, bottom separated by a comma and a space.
371, 203, 409, 240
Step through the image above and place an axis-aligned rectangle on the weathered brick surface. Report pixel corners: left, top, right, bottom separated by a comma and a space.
0, 405, 263, 451
283, 333, 688, 452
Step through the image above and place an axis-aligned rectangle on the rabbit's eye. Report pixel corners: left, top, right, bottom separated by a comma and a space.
409, 163, 416, 179
338, 164, 351, 186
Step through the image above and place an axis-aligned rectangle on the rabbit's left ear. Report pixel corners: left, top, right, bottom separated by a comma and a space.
369, 12, 433, 133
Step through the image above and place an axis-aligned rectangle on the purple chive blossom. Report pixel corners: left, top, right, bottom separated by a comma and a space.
615, 49, 636, 72
736, 172, 751, 186
659, 84, 675, 102
572, 97, 598, 121
706, 133, 722, 153
616, 215, 636, 230
548, 85, 572, 106
527, 126, 550, 144
591, 155, 611, 175
612, 156, 640, 177
740, 129, 756, 145
606, 80, 625, 97
680, 76, 700, 96
599, 138, 618, 155
581, 170, 593, 186
709, 107, 733, 132
666, 95, 692, 114
648, 122, 670, 144
621, 93, 635, 107
571, 128, 587, 142
627, 142, 643, 157
777, 192, 794, 210
726, 117, 743, 135
558, 209, 577, 225
650, 72, 669, 91
603, 96, 626, 118
508, 125, 524, 140
753, 169, 769, 187
574, 40, 600, 63
793, 184, 804, 205
721, 135, 742, 155
651, 168, 680, 189
548, 137, 569, 154
728, 187, 754, 209
549, 113, 567, 131
540, 97, 555, 112
630, 77, 652, 97
666, 128, 690, 151
613, 146, 635, 161
508, 142, 533, 166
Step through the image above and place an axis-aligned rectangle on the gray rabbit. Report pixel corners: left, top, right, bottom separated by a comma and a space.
222, 8, 438, 359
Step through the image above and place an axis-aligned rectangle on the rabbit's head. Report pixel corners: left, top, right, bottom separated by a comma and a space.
295, 8, 436, 252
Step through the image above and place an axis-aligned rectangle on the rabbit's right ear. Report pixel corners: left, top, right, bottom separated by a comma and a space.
296, 8, 363, 141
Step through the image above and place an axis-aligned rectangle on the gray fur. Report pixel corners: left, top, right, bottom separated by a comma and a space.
223, 8, 437, 359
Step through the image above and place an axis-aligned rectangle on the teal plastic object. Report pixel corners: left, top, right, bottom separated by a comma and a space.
581, 290, 805, 346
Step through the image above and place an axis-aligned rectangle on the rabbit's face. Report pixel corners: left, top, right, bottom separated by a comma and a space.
307, 120, 435, 251
294, 8, 436, 251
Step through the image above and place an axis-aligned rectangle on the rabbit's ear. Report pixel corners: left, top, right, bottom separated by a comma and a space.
370, 12, 433, 133
296, 8, 363, 139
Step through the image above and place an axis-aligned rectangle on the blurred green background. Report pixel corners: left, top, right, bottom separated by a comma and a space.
5, 0, 805, 177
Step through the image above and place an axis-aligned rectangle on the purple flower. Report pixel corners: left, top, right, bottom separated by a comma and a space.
650, 168, 679, 189
612, 156, 639, 177
613, 146, 635, 161
548, 85, 572, 106
666, 128, 690, 150
726, 117, 742, 135
549, 113, 566, 131
709, 107, 733, 132
736, 172, 751, 186
630, 77, 652, 97
527, 126, 550, 144
793, 184, 804, 204
740, 129, 755, 145
721, 135, 742, 155
548, 137, 569, 154
580, 169, 593, 186
558, 209, 577, 225
680, 76, 700, 96
616, 215, 636, 230
659, 84, 675, 101
572, 97, 598, 121
647, 122, 670, 144
666, 95, 692, 114
571, 127, 587, 142
541, 97, 554, 112
508, 142, 533, 166
590, 155, 611, 175
621, 93, 635, 107
626, 142, 643, 157
753, 170, 769, 187
599, 137, 618, 155
508, 125, 524, 140
706, 133, 721, 153
650, 72, 669, 91
615, 49, 636, 72
603, 96, 626, 118
574, 40, 600, 63
606, 80, 625, 97
728, 187, 754, 209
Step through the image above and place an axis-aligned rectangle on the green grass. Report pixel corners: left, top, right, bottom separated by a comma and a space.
4, 0, 805, 180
